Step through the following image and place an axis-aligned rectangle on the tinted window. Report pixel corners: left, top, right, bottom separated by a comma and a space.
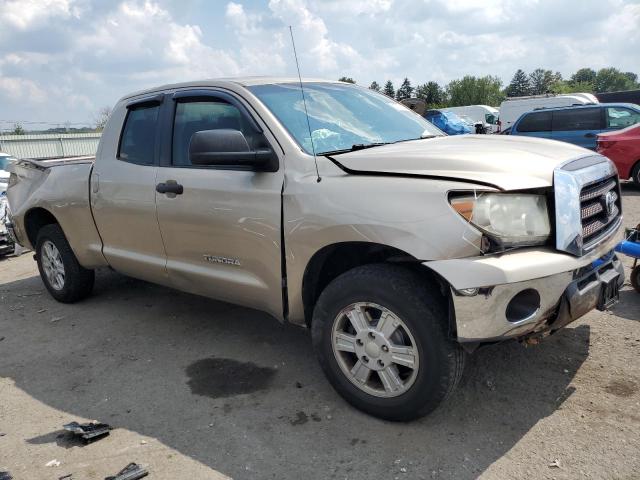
516, 111, 552, 132
118, 105, 160, 165
552, 108, 602, 131
172, 100, 259, 166
606, 107, 640, 129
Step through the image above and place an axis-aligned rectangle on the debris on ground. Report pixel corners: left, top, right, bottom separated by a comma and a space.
0, 472, 12, 480
59, 475, 73, 480
105, 462, 148, 480
50, 316, 64, 323
63, 421, 112, 443
46, 459, 61, 467
549, 459, 561, 468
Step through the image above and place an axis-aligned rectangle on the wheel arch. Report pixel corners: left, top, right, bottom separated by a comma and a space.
300, 241, 451, 329
24, 207, 60, 248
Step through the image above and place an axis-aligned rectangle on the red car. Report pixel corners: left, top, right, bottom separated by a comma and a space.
597, 123, 640, 185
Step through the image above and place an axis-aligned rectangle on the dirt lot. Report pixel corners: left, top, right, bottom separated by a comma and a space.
1, 184, 639, 480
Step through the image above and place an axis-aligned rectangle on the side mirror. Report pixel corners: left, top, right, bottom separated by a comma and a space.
189, 129, 276, 171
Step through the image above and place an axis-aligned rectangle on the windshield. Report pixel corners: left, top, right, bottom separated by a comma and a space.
248, 83, 443, 155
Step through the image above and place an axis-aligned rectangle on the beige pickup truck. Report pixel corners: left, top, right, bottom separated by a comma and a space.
6, 78, 625, 420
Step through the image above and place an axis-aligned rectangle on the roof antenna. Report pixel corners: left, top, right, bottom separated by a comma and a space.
289, 26, 321, 183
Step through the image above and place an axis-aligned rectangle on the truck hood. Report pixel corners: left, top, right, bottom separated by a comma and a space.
328, 135, 597, 190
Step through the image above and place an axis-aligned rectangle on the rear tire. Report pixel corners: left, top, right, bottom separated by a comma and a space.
631, 265, 640, 294
632, 162, 640, 186
36, 224, 94, 303
311, 264, 464, 421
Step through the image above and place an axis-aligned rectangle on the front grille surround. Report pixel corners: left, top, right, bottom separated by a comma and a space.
554, 156, 622, 256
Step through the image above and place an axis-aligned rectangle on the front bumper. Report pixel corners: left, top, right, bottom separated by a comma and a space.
447, 254, 624, 342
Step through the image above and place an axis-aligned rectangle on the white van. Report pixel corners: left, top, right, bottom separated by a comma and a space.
498, 93, 598, 131
442, 105, 500, 133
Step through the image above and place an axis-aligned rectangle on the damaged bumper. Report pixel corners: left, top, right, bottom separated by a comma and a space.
425, 231, 624, 342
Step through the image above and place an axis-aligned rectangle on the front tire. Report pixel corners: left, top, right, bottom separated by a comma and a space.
311, 264, 465, 421
36, 224, 94, 303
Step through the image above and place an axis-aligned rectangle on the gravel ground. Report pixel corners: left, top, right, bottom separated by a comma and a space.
0, 183, 638, 480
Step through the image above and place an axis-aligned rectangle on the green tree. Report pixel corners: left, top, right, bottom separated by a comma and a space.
570, 68, 596, 85
623, 72, 638, 84
383, 80, 395, 98
415, 81, 446, 107
395, 77, 414, 101
369, 81, 381, 92
447, 75, 504, 106
529, 68, 559, 95
506, 69, 531, 97
594, 67, 637, 93
12, 123, 25, 135
338, 76, 355, 84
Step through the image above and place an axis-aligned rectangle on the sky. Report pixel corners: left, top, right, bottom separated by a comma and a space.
0, 0, 639, 129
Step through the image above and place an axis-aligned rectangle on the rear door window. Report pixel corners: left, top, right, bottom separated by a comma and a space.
606, 107, 640, 129
516, 111, 552, 132
118, 105, 160, 165
552, 108, 602, 131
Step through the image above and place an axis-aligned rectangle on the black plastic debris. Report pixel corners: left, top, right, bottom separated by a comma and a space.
59, 475, 73, 480
0, 472, 13, 480
63, 421, 112, 443
105, 463, 148, 480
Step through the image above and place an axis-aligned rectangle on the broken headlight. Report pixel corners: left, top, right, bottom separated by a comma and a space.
450, 192, 551, 247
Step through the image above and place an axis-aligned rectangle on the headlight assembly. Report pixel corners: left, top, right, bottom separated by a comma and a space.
450, 192, 551, 247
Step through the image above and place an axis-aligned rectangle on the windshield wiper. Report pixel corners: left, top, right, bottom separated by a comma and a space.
319, 142, 389, 156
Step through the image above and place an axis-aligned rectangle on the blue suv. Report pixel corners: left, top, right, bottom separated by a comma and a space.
509, 103, 640, 150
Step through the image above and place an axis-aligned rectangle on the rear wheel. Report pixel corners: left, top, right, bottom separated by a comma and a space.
36, 224, 94, 303
632, 162, 640, 186
311, 264, 465, 421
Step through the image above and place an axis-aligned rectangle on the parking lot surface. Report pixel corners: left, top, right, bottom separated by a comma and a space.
1, 184, 639, 480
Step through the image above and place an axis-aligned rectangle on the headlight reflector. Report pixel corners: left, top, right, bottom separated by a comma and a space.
451, 193, 551, 246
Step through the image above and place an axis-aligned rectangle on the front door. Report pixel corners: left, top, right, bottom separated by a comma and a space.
154, 90, 285, 319
91, 97, 168, 284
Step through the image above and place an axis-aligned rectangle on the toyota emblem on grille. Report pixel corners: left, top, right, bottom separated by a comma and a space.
604, 191, 615, 216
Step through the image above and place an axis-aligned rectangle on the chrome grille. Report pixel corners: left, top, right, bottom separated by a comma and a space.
579, 175, 621, 249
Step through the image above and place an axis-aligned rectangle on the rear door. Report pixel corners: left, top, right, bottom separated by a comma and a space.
550, 107, 604, 149
154, 89, 285, 319
512, 111, 552, 139
91, 96, 168, 284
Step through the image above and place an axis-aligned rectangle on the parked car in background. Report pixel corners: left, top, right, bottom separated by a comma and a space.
1, 152, 17, 256
0, 152, 16, 193
423, 109, 473, 135
509, 103, 640, 150
597, 123, 640, 185
498, 93, 598, 131
442, 105, 500, 133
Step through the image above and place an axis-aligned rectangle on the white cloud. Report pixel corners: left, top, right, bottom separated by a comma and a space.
0, 0, 638, 127
0, 0, 81, 30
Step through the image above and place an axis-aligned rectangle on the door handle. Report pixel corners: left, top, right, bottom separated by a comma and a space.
584, 132, 596, 138
156, 181, 184, 195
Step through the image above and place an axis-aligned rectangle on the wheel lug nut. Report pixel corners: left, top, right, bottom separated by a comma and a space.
368, 332, 375, 339
378, 360, 385, 367
362, 356, 369, 363
356, 339, 363, 346
381, 345, 389, 352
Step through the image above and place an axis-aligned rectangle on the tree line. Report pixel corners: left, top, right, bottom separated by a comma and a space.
338, 67, 640, 109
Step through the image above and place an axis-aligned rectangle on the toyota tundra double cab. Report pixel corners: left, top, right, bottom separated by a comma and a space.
6, 78, 624, 420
